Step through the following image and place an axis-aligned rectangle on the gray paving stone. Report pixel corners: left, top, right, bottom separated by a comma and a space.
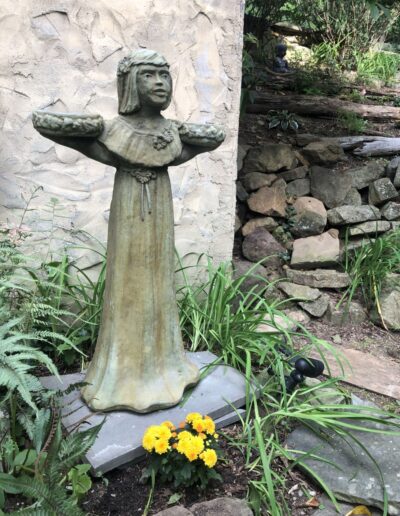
41, 352, 247, 474
286, 414, 400, 514
314, 494, 382, 515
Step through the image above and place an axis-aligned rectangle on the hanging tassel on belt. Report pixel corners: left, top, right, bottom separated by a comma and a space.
126, 168, 157, 221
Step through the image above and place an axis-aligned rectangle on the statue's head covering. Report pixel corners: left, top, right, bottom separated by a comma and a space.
117, 49, 171, 114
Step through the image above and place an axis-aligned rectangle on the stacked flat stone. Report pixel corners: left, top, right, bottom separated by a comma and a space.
235, 139, 400, 327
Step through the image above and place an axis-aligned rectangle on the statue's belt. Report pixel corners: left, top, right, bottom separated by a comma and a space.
119, 166, 162, 221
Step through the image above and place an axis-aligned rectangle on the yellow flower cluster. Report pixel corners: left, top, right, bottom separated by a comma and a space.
185, 413, 216, 436
142, 421, 174, 455
142, 414, 219, 468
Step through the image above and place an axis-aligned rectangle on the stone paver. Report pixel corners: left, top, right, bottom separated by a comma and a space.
286, 403, 400, 514
41, 352, 247, 474
315, 347, 400, 399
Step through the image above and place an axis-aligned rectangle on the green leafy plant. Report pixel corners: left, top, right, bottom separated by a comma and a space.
141, 415, 221, 515
141, 414, 221, 489
177, 257, 293, 371
340, 227, 400, 325
267, 110, 299, 131
355, 51, 400, 85
338, 110, 368, 133
0, 421, 101, 515
176, 256, 400, 515
281, 0, 400, 70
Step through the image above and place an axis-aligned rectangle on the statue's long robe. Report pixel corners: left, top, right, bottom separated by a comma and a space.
81, 117, 199, 412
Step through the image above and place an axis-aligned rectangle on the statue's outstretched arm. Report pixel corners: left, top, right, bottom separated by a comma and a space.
171, 122, 225, 166
32, 111, 118, 167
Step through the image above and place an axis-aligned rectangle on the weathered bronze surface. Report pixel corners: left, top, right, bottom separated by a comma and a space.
33, 49, 225, 412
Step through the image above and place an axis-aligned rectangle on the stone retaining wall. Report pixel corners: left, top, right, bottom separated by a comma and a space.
0, 0, 244, 268
236, 136, 400, 329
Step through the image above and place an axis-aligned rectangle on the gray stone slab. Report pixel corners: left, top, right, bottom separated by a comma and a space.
314, 494, 382, 515
286, 414, 400, 515
41, 352, 248, 474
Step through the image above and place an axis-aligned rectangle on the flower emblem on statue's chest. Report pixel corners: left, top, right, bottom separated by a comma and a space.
153, 127, 174, 150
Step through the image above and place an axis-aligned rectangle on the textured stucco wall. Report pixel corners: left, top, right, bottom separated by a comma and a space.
0, 0, 244, 269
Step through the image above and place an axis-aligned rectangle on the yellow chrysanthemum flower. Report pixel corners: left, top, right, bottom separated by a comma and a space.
200, 448, 217, 468
142, 433, 156, 452
161, 420, 175, 430
192, 418, 205, 433
185, 448, 199, 461
190, 435, 205, 455
145, 425, 160, 438
177, 431, 192, 441
154, 438, 170, 455
186, 412, 202, 423
203, 418, 215, 435
158, 426, 172, 440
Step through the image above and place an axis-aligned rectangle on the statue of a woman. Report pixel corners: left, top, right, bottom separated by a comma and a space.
32, 49, 225, 413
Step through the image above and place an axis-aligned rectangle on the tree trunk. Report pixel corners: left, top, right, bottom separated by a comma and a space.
247, 93, 400, 121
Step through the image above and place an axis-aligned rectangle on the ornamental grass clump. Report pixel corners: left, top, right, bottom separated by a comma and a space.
141, 413, 221, 490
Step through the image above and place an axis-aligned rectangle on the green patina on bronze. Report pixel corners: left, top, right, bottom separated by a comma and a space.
33, 49, 225, 413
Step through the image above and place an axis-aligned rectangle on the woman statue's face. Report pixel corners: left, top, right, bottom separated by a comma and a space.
136, 64, 172, 110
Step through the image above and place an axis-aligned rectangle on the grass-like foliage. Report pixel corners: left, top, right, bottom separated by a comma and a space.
355, 51, 400, 86
341, 228, 400, 321
337, 110, 368, 134
176, 255, 400, 515
177, 257, 294, 371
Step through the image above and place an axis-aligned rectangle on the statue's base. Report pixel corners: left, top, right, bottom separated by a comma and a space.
40, 351, 248, 474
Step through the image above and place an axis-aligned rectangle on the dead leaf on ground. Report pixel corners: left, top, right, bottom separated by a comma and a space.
305, 496, 320, 508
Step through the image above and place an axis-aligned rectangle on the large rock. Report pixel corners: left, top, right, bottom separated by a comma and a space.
299, 292, 330, 317
302, 141, 346, 165
291, 196, 327, 237
241, 217, 278, 236
155, 497, 253, 516
347, 220, 391, 237
382, 201, 400, 221
278, 282, 321, 301
236, 181, 249, 202
247, 178, 287, 217
241, 172, 277, 192
237, 144, 251, 172
371, 275, 400, 330
368, 178, 398, 206
286, 178, 310, 197
283, 308, 311, 327
242, 227, 285, 265
285, 268, 351, 288
310, 166, 352, 208
323, 300, 367, 326
327, 205, 380, 225
394, 166, 400, 189
286, 413, 400, 514
291, 230, 340, 269
349, 160, 386, 189
233, 258, 269, 293
386, 156, 400, 182
342, 188, 362, 206
279, 165, 308, 182
190, 497, 253, 516
244, 144, 298, 173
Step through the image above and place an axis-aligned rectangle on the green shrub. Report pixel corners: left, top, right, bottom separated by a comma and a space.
355, 51, 400, 85
281, 0, 400, 71
338, 110, 368, 133
341, 227, 400, 320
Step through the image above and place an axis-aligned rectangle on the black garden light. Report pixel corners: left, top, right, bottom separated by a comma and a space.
284, 356, 325, 393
